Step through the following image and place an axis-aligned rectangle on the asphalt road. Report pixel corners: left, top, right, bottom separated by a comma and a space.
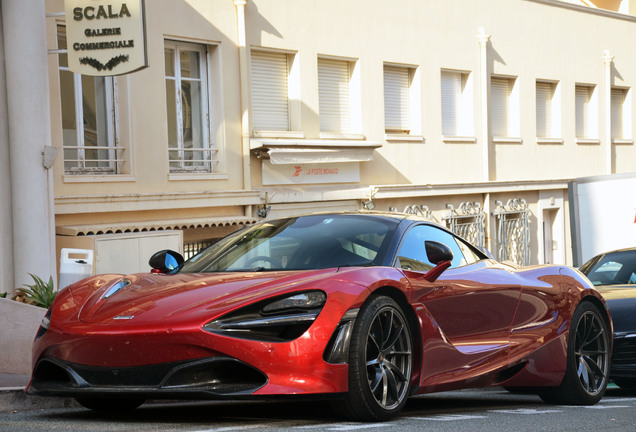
1, 386, 636, 432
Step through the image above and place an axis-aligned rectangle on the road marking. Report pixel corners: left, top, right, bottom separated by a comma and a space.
585, 405, 631, 409
490, 408, 563, 415
295, 424, 391, 431
413, 414, 487, 421
193, 426, 270, 432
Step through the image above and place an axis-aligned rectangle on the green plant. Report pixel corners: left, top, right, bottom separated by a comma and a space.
0, 292, 6, 298
15, 274, 56, 309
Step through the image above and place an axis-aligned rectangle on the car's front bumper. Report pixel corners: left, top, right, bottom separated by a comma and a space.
610, 332, 636, 379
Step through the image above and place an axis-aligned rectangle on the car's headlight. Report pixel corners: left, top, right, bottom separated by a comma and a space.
203, 290, 327, 342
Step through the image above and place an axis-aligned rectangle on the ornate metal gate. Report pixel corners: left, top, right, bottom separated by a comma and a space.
493, 199, 530, 265
443, 202, 485, 249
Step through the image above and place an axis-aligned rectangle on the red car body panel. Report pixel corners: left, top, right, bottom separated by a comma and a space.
29, 258, 608, 397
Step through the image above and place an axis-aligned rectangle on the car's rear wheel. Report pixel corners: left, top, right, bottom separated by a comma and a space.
75, 397, 145, 412
334, 295, 413, 421
539, 301, 610, 405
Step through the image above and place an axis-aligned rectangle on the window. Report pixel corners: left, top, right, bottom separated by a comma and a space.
536, 81, 560, 139
575, 84, 598, 140
165, 40, 215, 173
251, 50, 292, 131
57, 26, 119, 174
611, 87, 631, 140
318, 57, 358, 134
384, 64, 422, 135
396, 225, 468, 271
441, 70, 473, 137
491, 76, 519, 138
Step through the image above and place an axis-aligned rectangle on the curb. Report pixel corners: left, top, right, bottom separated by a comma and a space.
0, 388, 79, 413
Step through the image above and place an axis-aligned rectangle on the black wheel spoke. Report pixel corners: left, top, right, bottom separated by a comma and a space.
574, 310, 608, 395
362, 301, 412, 411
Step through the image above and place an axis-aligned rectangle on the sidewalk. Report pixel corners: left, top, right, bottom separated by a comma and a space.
0, 373, 78, 412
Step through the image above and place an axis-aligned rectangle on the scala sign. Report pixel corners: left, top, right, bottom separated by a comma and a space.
64, 0, 147, 76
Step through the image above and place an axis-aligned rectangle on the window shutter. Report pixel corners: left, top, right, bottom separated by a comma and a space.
318, 58, 351, 133
575, 86, 590, 138
384, 66, 410, 132
491, 78, 510, 137
441, 71, 461, 136
611, 88, 624, 139
251, 51, 289, 131
536, 82, 553, 137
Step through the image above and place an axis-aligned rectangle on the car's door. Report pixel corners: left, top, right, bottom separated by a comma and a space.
396, 224, 522, 384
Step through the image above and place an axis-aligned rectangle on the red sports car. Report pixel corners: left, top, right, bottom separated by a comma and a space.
27, 212, 611, 421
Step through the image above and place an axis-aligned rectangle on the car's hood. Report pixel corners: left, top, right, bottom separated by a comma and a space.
595, 285, 636, 333
77, 269, 338, 325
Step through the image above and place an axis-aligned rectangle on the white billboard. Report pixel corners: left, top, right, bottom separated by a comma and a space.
569, 173, 636, 266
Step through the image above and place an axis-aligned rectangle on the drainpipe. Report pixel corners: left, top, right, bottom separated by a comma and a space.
478, 28, 491, 183
603, 50, 614, 175
478, 28, 492, 254
235, 0, 252, 217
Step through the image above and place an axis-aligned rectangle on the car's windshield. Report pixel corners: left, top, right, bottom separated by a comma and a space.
581, 250, 636, 286
180, 214, 398, 273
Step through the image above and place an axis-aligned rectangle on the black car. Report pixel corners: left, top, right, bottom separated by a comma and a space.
581, 248, 636, 389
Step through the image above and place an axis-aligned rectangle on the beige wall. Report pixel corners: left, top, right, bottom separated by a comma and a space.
41, 0, 636, 267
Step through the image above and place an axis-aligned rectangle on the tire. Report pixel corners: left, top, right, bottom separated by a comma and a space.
333, 296, 413, 421
539, 301, 610, 405
75, 397, 145, 412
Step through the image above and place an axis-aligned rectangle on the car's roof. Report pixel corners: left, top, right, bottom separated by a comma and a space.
269, 210, 434, 224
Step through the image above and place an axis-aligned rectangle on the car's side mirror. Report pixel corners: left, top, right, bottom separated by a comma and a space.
423, 241, 453, 282
149, 249, 184, 274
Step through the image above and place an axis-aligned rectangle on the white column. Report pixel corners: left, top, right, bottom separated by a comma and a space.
235, 0, 253, 217
0, 5, 15, 294
2, 0, 57, 289
478, 28, 491, 182
603, 50, 614, 175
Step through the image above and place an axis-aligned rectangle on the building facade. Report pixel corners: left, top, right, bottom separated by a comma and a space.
1, 0, 635, 293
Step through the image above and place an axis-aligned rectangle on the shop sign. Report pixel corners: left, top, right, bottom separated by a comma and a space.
262, 161, 360, 185
64, 0, 147, 76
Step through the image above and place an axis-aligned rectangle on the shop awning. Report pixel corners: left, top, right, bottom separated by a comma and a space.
56, 216, 259, 236
251, 138, 382, 165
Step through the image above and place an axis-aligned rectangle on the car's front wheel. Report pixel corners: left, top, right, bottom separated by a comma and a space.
334, 295, 413, 421
539, 301, 610, 405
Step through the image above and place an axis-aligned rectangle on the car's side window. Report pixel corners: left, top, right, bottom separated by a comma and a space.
455, 237, 481, 265
396, 225, 465, 271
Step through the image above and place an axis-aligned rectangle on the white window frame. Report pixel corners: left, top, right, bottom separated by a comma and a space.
491, 75, 520, 142
165, 40, 217, 174
318, 55, 362, 137
383, 64, 422, 139
575, 84, 599, 143
57, 25, 120, 175
250, 49, 301, 137
536, 80, 562, 143
441, 69, 474, 141
611, 87, 632, 141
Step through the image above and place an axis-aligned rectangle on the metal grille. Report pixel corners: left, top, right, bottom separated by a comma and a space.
443, 202, 485, 248
493, 199, 530, 265
183, 240, 214, 260
389, 205, 437, 222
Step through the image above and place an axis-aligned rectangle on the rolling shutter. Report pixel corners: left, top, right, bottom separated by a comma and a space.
318, 58, 351, 133
384, 66, 410, 132
536, 82, 553, 137
251, 51, 289, 131
441, 71, 461, 136
491, 77, 510, 137
575, 85, 590, 138
611, 88, 625, 139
